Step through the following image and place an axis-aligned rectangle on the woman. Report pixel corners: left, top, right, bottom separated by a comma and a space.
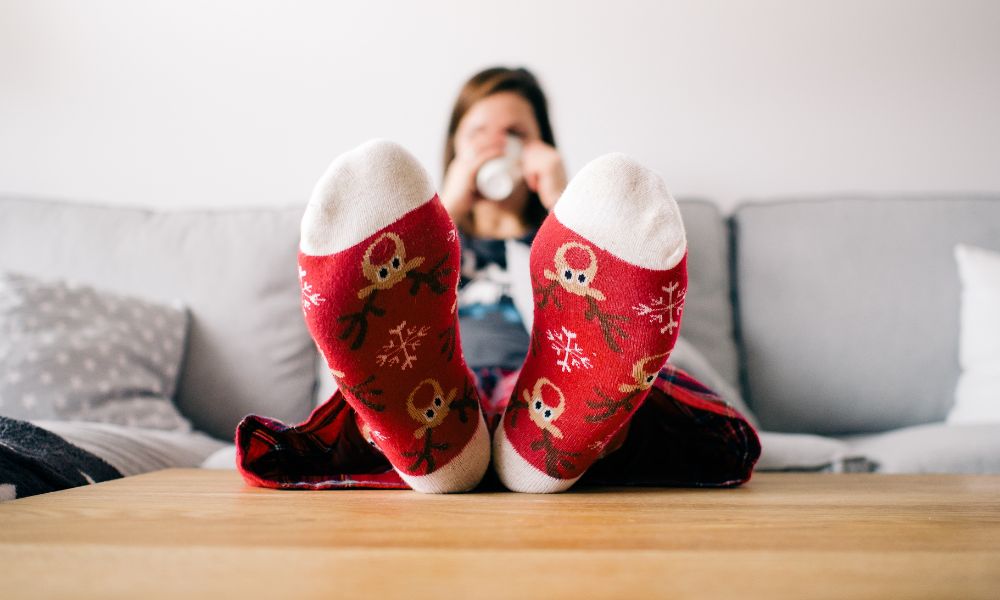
440, 67, 567, 406
440, 67, 565, 234
234, 66, 760, 493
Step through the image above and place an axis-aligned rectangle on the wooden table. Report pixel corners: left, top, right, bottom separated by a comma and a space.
1, 469, 998, 599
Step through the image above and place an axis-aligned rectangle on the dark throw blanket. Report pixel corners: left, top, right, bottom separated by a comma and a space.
0, 416, 122, 501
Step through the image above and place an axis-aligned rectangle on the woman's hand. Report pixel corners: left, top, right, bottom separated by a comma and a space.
521, 140, 567, 211
440, 138, 505, 222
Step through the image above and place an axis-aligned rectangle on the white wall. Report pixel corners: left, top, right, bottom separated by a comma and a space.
1, 0, 998, 213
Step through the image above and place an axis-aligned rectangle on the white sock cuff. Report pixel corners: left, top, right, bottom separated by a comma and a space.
554, 153, 686, 271
300, 139, 437, 256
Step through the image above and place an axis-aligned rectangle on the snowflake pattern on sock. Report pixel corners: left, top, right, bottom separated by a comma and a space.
546, 327, 594, 373
376, 321, 430, 370
299, 266, 326, 313
632, 281, 686, 335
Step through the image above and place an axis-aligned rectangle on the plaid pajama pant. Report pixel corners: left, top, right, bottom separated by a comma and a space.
236, 364, 761, 490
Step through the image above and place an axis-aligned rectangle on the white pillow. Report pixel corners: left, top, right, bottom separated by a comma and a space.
948, 244, 1000, 424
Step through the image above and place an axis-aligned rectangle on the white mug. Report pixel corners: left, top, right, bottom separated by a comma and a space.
476, 135, 523, 201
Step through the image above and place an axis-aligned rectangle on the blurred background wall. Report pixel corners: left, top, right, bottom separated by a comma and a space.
1, 0, 998, 212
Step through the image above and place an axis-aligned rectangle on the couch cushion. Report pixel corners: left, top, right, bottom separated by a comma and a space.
733, 196, 1000, 434
840, 423, 1000, 474
755, 431, 874, 472
0, 196, 316, 440
33, 420, 228, 477
0, 271, 191, 431
676, 200, 739, 389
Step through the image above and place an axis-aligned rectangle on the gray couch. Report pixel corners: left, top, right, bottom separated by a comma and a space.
684, 196, 1000, 473
1, 194, 998, 475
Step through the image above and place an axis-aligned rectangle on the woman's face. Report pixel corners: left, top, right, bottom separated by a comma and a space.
453, 91, 541, 158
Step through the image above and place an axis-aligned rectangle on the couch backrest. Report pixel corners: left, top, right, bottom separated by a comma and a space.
733, 196, 1000, 434
17, 193, 983, 439
0, 195, 741, 441
0, 196, 316, 440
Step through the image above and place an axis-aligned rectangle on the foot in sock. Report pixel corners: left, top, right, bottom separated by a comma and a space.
493, 153, 688, 493
298, 139, 490, 493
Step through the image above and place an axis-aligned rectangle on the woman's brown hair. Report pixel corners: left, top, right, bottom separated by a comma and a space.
443, 66, 556, 230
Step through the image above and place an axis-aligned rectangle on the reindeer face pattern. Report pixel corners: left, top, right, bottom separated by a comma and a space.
358, 232, 425, 299
524, 377, 566, 439
620, 352, 669, 393
338, 230, 452, 351
359, 421, 377, 448
586, 353, 669, 423
406, 378, 457, 439
536, 240, 629, 352
544, 242, 605, 301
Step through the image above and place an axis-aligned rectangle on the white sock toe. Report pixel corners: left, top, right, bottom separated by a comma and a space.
553, 153, 686, 270
300, 139, 436, 256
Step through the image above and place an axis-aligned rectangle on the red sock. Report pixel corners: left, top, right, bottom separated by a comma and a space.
298, 140, 489, 493
493, 153, 688, 492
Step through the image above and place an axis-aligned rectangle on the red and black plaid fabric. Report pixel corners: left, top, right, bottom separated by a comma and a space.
236, 364, 760, 490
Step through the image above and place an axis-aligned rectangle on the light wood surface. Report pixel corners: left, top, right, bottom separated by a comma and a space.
1, 469, 998, 599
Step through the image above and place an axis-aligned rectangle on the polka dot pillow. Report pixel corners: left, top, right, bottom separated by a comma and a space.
0, 271, 192, 431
